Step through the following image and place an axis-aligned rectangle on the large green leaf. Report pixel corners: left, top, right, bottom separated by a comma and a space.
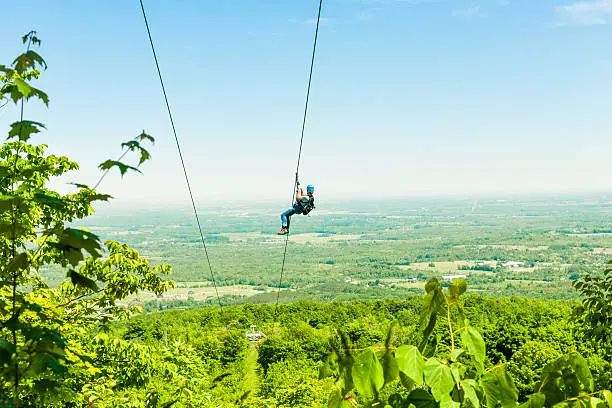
425, 278, 441, 294
450, 363, 463, 387
48, 242, 83, 267
381, 350, 399, 385
60, 228, 102, 261
5, 83, 21, 103
13, 78, 32, 98
461, 379, 480, 408
461, 327, 486, 373
481, 371, 501, 408
395, 345, 424, 385
451, 348, 466, 362
339, 353, 355, 394
25, 353, 66, 376
399, 372, 416, 391
419, 279, 444, 349
33, 192, 66, 210
568, 353, 594, 392
7, 252, 29, 273
66, 269, 100, 292
7, 120, 46, 141
327, 387, 343, 408
603, 390, 612, 408
518, 392, 545, 408
13, 49, 46, 73
407, 389, 436, 408
448, 278, 467, 299
319, 354, 335, 380
61, 228, 100, 247
439, 396, 461, 408
480, 367, 518, 408
351, 349, 384, 400
538, 352, 594, 405
496, 369, 518, 408
423, 358, 455, 402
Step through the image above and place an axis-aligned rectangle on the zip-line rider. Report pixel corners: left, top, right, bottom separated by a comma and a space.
279, 184, 315, 235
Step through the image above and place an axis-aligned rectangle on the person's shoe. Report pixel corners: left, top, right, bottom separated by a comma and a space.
278, 228, 289, 235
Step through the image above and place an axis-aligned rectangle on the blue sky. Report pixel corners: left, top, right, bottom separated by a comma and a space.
1, 0, 611, 205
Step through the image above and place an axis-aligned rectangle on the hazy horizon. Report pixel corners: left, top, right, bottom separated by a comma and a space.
84, 190, 612, 217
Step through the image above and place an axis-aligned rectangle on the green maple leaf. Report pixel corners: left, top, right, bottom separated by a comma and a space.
7, 120, 46, 141
121, 140, 140, 151
22, 31, 41, 47
122, 137, 152, 166
67, 269, 100, 292
137, 147, 151, 166
136, 130, 155, 144
14, 78, 32, 97
98, 160, 142, 177
49, 228, 102, 267
92, 193, 113, 202
13, 50, 47, 73
33, 192, 66, 210
69, 182, 90, 189
4, 82, 49, 105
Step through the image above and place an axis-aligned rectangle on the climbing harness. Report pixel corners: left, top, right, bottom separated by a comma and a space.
294, 195, 316, 215
300, 198, 316, 215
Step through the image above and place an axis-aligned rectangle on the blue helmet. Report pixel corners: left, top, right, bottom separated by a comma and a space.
306, 184, 315, 193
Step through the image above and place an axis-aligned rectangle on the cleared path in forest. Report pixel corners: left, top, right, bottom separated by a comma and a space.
242, 343, 262, 401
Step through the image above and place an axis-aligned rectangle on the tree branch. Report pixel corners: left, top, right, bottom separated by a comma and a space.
56, 287, 105, 308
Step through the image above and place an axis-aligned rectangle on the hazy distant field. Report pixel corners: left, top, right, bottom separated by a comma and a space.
50, 194, 612, 307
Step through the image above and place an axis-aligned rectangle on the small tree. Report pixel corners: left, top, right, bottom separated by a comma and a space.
0, 32, 174, 406
573, 260, 612, 342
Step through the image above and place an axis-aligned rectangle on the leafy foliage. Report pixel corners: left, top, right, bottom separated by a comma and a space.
508, 341, 562, 400
319, 278, 611, 408
0, 31, 48, 107
107, 291, 611, 407
573, 260, 612, 341
0, 32, 174, 406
